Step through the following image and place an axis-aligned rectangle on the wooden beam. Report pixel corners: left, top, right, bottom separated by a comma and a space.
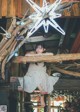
54, 79, 80, 90
26, 35, 59, 43
1, 79, 80, 91
13, 53, 80, 63
0, 18, 16, 51
7, 0, 12, 17
0, 0, 79, 17
72, 3, 80, 16
53, 66, 80, 77
40, 0, 43, 7
48, 95, 51, 112
0, 0, 2, 18
63, 9, 71, 16
17, 0, 22, 17
2, 0, 7, 16
22, 0, 30, 17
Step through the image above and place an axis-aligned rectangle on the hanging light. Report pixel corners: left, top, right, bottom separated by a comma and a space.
26, 0, 65, 37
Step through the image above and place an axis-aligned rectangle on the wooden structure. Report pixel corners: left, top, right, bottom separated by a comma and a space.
0, 0, 80, 17
13, 53, 80, 77
0, 0, 80, 82
13, 53, 80, 63
0, 1, 80, 112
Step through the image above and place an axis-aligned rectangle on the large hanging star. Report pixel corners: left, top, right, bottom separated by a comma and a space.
26, 0, 65, 36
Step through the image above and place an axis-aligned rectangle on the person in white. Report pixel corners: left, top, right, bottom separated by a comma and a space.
11, 44, 60, 107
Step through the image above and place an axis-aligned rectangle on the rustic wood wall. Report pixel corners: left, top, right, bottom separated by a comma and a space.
0, 0, 80, 18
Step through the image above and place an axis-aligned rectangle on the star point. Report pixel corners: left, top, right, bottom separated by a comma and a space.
26, 0, 65, 36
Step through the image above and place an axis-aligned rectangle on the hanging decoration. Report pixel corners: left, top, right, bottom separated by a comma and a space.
26, 0, 65, 36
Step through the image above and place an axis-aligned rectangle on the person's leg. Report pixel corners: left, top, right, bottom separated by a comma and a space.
38, 85, 48, 94
38, 85, 48, 107
40, 95, 45, 107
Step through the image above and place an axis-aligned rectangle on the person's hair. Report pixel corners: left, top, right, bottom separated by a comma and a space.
35, 43, 46, 65
35, 43, 46, 53
35, 43, 45, 48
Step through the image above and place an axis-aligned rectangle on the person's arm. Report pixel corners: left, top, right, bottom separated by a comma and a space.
40, 95, 45, 107
25, 51, 36, 56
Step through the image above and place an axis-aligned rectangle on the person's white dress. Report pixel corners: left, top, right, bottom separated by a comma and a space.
18, 62, 59, 93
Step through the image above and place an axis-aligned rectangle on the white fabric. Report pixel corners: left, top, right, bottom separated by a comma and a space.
18, 62, 59, 93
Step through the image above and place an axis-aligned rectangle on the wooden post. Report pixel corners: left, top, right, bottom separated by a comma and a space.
2, 0, 7, 16
48, 95, 51, 112
40, 0, 43, 7
44, 94, 48, 112
19, 92, 23, 112
6, 18, 12, 30
49, 0, 55, 3
72, 3, 80, 16
17, 0, 22, 17
53, 66, 80, 77
0, 0, 2, 18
